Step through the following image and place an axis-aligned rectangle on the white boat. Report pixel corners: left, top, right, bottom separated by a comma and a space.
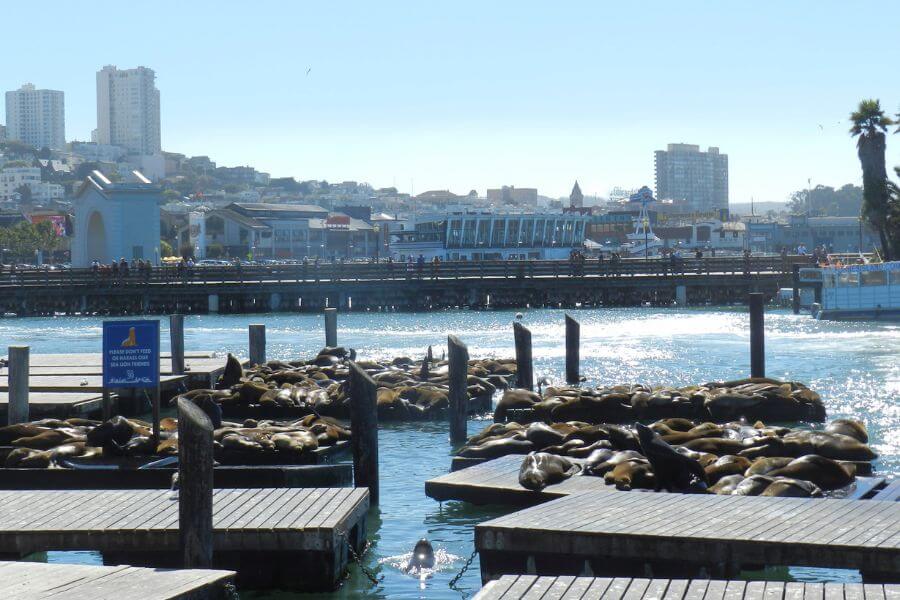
621, 200, 664, 257
813, 261, 900, 320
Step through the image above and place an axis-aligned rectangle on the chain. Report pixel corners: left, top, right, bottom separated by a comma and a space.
341, 531, 382, 587
222, 581, 240, 600
448, 548, 478, 592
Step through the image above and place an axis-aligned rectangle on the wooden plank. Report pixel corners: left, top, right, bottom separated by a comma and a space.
871, 480, 900, 502
0, 374, 187, 393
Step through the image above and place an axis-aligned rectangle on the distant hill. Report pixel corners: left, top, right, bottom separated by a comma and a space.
729, 201, 786, 216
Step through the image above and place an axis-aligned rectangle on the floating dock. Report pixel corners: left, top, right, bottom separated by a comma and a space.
0, 487, 369, 590
474, 576, 900, 600
475, 489, 900, 582
0, 391, 104, 418
0, 560, 235, 600
0, 374, 188, 394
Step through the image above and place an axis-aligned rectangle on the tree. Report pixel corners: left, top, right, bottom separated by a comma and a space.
160, 240, 174, 257
14, 185, 32, 204
788, 184, 863, 216
849, 99, 897, 259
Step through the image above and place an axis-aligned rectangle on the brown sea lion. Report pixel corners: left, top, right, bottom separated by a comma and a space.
0, 424, 50, 445
5, 447, 45, 467
781, 431, 877, 461
732, 474, 775, 496
604, 459, 655, 491
637, 423, 707, 492
12, 429, 78, 450
457, 436, 533, 459
494, 388, 541, 420
704, 455, 752, 484
524, 422, 566, 448
825, 419, 868, 444
767, 455, 854, 490
709, 474, 745, 495
518, 452, 581, 491
745, 456, 794, 477
761, 477, 823, 498
682, 437, 746, 456
566, 439, 614, 458
219, 353, 244, 388
585, 450, 645, 476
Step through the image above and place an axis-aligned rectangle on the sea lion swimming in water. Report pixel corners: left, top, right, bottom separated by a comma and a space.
636, 423, 707, 492
518, 452, 581, 491
404, 538, 436, 573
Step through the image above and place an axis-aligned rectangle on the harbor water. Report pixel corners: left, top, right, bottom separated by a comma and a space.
2, 307, 898, 599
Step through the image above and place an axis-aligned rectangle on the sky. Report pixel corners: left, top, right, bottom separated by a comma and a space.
3, 1, 900, 203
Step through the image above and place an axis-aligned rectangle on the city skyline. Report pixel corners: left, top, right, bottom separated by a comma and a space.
2, 1, 900, 202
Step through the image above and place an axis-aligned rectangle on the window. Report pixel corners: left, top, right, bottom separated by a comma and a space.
132, 246, 144, 259
861, 271, 886, 286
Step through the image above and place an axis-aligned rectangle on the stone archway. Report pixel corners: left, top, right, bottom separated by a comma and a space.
86, 211, 107, 262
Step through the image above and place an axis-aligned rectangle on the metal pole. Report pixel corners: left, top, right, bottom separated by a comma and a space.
792, 264, 801, 315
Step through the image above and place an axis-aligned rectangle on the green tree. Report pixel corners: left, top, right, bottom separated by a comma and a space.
14, 185, 32, 203
849, 99, 897, 259
160, 240, 174, 257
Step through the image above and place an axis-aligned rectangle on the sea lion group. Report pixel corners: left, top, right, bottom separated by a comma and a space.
494, 378, 827, 424
201, 348, 516, 421
460, 416, 876, 497
0, 410, 348, 469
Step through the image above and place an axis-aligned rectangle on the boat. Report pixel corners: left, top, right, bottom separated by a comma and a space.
813, 260, 900, 320
620, 199, 664, 258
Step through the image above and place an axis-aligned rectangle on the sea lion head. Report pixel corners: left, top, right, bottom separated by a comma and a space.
406, 538, 436, 572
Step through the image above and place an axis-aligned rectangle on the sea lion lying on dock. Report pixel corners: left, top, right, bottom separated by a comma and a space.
636, 423, 707, 492
518, 452, 580, 491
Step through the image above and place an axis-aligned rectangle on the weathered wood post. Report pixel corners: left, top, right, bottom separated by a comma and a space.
7, 346, 29, 425
749, 292, 765, 378
791, 264, 801, 315
177, 397, 214, 568
324, 308, 338, 347
513, 321, 533, 391
448, 335, 469, 444
169, 314, 185, 375
248, 324, 266, 367
348, 361, 379, 504
565, 314, 580, 385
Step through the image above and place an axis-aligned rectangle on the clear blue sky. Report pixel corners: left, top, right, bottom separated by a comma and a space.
4, 1, 900, 203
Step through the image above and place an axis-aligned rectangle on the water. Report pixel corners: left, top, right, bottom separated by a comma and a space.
3, 307, 898, 598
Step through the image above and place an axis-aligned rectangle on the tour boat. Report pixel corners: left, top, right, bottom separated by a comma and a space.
620, 201, 664, 257
813, 261, 900, 320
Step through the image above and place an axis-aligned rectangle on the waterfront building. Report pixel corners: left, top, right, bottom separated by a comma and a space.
197, 202, 375, 259
0, 166, 64, 202
71, 170, 161, 267
688, 219, 746, 251
781, 214, 880, 254
654, 143, 728, 212
486, 186, 539, 208
5, 84, 66, 150
95, 66, 161, 154
390, 210, 588, 260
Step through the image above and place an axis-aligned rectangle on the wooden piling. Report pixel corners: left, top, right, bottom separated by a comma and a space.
248, 324, 266, 367
513, 321, 533, 391
348, 361, 379, 504
792, 264, 801, 315
324, 308, 338, 347
7, 346, 29, 425
448, 335, 469, 444
565, 314, 580, 385
169, 314, 185, 375
749, 292, 765, 378
177, 397, 214, 568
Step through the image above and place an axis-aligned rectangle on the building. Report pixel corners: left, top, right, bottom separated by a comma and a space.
71, 170, 162, 267
95, 66, 161, 154
4, 84, 66, 150
0, 124, 6, 142
781, 215, 880, 254
391, 210, 589, 261
689, 220, 746, 251
0, 166, 63, 202
195, 202, 375, 260
70, 141, 127, 163
654, 143, 728, 212
486, 186, 538, 207
569, 181, 584, 209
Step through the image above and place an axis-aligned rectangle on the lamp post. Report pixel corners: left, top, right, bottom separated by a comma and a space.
643, 216, 649, 260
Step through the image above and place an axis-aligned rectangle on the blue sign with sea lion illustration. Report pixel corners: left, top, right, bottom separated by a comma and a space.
102, 319, 160, 388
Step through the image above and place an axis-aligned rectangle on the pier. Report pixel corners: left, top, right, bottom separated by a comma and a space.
0, 256, 805, 315
473, 577, 900, 600
475, 489, 900, 582
0, 487, 369, 590
0, 560, 235, 599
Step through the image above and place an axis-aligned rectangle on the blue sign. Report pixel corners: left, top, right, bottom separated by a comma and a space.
102, 319, 160, 388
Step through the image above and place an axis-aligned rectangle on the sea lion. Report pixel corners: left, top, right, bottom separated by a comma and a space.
709, 474, 745, 495
566, 439, 614, 458
682, 437, 747, 456
86, 415, 136, 449
761, 477, 823, 498
524, 422, 566, 448
404, 539, 436, 573
704, 455, 752, 484
585, 450, 644, 476
0, 424, 51, 445
781, 431, 878, 461
11, 429, 78, 450
767, 454, 854, 490
745, 456, 793, 477
732, 474, 775, 496
636, 423, 707, 492
457, 436, 533, 459
825, 419, 868, 443
494, 389, 541, 420
518, 452, 581, 491
603, 459, 655, 491
219, 353, 244, 389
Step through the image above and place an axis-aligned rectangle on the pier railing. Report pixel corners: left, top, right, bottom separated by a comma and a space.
0, 255, 807, 290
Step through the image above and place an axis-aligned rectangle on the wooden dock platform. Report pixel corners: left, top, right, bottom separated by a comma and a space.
475, 489, 900, 582
0, 374, 188, 394
0, 487, 369, 590
0, 391, 104, 417
0, 560, 235, 600
474, 576, 900, 600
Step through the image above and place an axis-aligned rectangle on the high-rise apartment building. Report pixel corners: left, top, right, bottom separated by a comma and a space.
4, 84, 66, 150
654, 144, 728, 212
95, 65, 161, 154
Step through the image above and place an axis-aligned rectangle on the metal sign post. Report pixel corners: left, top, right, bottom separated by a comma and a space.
102, 319, 161, 444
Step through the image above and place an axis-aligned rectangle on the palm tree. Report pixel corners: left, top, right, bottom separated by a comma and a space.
849, 99, 896, 259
